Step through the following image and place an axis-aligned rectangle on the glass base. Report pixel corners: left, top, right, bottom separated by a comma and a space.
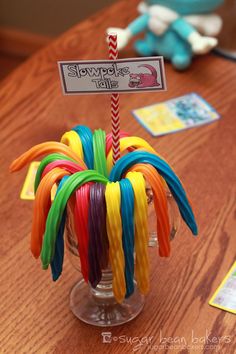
70, 277, 145, 327
67, 190, 179, 327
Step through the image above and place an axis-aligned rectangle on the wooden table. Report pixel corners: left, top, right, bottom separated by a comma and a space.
0, 1, 235, 353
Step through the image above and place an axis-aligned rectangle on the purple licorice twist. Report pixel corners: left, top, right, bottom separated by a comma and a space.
95, 183, 109, 269
88, 183, 109, 288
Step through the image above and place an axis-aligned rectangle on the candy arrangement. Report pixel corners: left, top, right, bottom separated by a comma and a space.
10, 125, 197, 303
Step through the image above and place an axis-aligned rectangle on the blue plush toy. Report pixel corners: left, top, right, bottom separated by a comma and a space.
107, 0, 224, 70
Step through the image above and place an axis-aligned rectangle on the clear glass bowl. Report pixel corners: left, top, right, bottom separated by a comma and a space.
66, 189, 180, 327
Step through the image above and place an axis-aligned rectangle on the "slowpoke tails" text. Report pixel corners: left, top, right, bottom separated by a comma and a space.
67, 63, 130, 80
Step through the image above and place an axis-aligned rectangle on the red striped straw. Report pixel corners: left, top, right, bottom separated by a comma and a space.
108, 33, 120, 165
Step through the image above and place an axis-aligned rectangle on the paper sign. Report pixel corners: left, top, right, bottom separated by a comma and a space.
132, 93, 220, 137
58, 57, 166, 95
209, 261, 236, 314
21, 161, 56, 201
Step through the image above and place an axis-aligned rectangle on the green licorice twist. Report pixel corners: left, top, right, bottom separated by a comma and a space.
34, 153, 77, 193
93, 129, 108, 178
41, 170, 108, 269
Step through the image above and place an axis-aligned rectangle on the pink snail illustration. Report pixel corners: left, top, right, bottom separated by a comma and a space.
129, 64, 160, 88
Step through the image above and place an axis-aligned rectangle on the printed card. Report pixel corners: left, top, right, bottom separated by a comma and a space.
21, 161, 56, 200
209, 261, 236, 314
58, 57, 166, 94
132, 93, 220, 136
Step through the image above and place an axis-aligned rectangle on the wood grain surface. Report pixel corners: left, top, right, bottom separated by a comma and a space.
0, 52, 24, 81
0, 1, 235, 353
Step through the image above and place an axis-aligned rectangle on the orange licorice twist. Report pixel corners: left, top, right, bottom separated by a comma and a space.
31, 168, 70, 258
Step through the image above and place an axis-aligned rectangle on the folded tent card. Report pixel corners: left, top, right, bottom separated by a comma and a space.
209, 261, 236, 314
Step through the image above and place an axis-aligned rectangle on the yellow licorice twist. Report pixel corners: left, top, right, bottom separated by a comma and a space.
106, 137, 156, 173
126, 171, 149, 295
60, 131, 84, 160
105, 182, 126, 303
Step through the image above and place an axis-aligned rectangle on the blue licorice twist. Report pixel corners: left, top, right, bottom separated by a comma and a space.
110, 151, 198, 236
120, 178, 135, 298
50, 175, 69, 281
72, 125, 94, 169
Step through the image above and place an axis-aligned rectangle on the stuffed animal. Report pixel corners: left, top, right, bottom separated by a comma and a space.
107, 0, 224, 70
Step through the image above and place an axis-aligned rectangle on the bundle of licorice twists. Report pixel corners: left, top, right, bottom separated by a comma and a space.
10, 125, 198, 303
